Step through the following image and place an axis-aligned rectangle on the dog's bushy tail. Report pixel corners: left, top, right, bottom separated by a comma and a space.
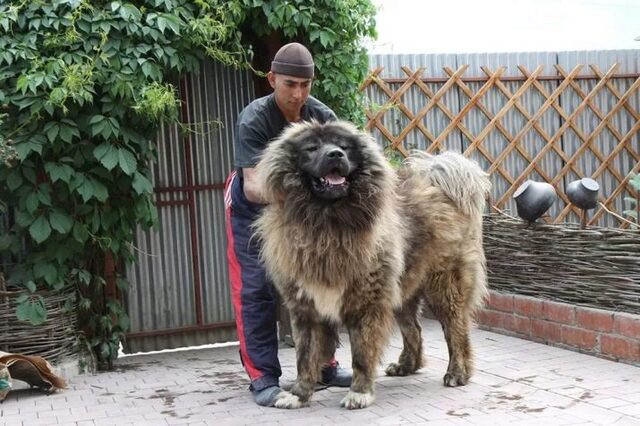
406, 151, 491, 217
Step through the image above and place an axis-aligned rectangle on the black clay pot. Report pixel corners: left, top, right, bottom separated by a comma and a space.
513, 180, 557, 222
566, 178, 600, 210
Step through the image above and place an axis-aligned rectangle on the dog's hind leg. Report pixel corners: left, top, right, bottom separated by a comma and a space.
385, 295, 424, 376
426, 272, 474, 387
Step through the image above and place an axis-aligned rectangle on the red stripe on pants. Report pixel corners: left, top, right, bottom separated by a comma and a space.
224, 171, 262, 381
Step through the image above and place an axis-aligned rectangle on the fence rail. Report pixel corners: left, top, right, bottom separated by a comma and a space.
361, 64, 640, 228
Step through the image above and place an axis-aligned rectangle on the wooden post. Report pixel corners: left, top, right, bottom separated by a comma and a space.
580, 209, 588, 230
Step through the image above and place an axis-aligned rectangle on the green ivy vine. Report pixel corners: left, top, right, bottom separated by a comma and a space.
0, 0, 377, 368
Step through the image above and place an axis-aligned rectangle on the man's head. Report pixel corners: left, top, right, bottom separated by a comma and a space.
268, 43, 315, 121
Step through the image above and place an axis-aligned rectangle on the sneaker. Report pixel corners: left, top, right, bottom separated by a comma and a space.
319, 364, 352, 387
252, 385, 283, 407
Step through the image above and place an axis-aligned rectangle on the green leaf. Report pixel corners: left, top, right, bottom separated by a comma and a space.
29, 215, 52, 244
15, 210, 35, 228
132, 171, 153, 194
23, 167, 37, 184
94, 143, 119, 170
44, 122, 60, 143
120, 3, 142, 21
73, 222, 89, 243
118, 148, 137, 175
6, 170, 23, 191
13, 140, 43, 159
15, 293, 29, 304
34, 262, 57, 285
118, 313, 130, 331
45, 162, 74, 183
49, 210, 74, 234
59, 123, 80, 143
25, 281, 37, 293
91, 178, 109, 202
90, 114, 106, 125
16, 296, 47, 325
37, 186, 52, 206
76, 177, 95, 203
25, 191, 40, 214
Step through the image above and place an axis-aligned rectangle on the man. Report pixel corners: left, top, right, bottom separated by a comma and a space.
224, 42, 352, 407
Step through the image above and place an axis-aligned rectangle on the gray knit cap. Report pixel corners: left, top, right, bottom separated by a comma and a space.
270, 43, 315, 78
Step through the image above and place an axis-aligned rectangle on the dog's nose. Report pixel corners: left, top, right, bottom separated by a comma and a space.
326, 148, 345, 159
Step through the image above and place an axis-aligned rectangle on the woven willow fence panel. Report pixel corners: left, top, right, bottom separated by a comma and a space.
484, 213, 640, 315
361, 64, 640, 228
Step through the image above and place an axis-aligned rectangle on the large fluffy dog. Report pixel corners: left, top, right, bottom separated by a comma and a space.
254, 120, 490, 410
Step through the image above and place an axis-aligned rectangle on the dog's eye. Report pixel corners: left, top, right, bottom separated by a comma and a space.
305, 146, 318, 153
339, 145, 350, 151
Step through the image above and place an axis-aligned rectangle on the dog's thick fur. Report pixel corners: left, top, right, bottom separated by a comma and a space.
254, 120, 490, 409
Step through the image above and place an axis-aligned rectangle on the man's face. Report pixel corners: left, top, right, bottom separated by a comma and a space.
268, 72, 312, 119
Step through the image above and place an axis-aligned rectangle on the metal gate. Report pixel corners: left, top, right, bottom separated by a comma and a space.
124, 59, 254, 353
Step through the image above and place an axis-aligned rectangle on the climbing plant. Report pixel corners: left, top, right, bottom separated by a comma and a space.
0, 0, 377, 368
0, 0, 246, 368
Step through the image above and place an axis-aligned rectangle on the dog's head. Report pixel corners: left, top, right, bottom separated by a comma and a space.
256, 120, 392, 204
294, 123, 362, 200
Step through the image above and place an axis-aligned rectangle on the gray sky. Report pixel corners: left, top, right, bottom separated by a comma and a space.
368, 0, 640, 53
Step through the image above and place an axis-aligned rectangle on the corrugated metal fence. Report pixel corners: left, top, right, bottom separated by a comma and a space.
124, 58, 254, 352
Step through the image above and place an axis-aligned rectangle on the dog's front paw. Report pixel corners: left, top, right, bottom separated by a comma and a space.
385, 362, 411, 376
273, 390, 307, 409
443, 371, 468, 387
340, 390, 375, 409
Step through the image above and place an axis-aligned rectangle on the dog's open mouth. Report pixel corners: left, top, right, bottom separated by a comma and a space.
311, 170, 349, 197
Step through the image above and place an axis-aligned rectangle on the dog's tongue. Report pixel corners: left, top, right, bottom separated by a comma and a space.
325, 173, 346, 186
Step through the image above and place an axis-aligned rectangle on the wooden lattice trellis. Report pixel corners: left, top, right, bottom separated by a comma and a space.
361, 64, 640, 228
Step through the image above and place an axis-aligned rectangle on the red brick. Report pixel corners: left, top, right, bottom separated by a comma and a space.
488, 291, 513, 312
561, 326, 597, 350
576, 307, 613, 332
543, 300, 575, 324
613, 313, 640, 338
513, 296, 543, 318
531, 319, 563, 343
505, 315, 532, 336
476, 309, 507, 329
601, 335, 640, 362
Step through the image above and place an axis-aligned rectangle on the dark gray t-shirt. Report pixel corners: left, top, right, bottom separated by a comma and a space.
234, 93, 336, 172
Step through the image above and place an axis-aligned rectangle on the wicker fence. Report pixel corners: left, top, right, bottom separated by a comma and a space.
361, 63, 640, 228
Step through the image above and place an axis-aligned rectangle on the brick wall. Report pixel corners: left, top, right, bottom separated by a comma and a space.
475, 291, 640, 366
